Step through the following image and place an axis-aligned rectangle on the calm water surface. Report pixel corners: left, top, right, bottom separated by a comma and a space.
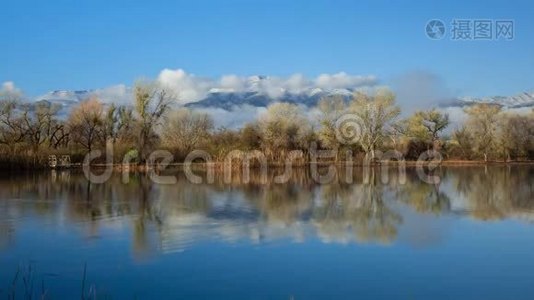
1, 166, 534, 299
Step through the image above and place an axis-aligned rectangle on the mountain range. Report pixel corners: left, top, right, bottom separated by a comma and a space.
34, 82, 534, 113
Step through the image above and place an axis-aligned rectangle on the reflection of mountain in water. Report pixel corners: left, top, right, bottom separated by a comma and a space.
0, 166, 533, 255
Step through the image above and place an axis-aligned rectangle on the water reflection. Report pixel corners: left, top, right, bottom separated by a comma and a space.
0, 166, 533, 255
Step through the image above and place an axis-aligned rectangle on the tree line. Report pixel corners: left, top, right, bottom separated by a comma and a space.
1, 81, 534, 168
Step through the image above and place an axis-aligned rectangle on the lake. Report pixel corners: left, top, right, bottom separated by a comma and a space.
1, 166, 534, 299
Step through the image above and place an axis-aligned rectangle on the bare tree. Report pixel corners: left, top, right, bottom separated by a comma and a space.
349, 89, 400, 160
451, 126, 474, 159
259, 102, 311, 161
405, 109, 449, 150
161, 108, 214, 155
102, 103, 118, 143
240, 123, 262, 150
68, 97, 105, 152
498, 113, 534, 161
134, 81, 175, 163
317, 95, 347, 151
0, 99, 25, 149
116, 105, 136, 145
20, 101, 62, 155
48, 120, 69, 150
1, 89, 65, 165
464, 104, 501, 162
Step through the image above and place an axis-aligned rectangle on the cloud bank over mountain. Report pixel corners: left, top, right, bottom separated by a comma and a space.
157, 69, 378, 104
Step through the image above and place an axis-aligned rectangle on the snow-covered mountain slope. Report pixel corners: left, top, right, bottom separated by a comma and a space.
34, 86, 132, 115
185, 89, 353, 110
452, 91, 534, 108
35, 90, 92, 107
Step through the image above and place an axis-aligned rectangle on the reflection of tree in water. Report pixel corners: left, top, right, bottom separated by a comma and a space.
169, 169, 399, 244
313, 170, 402, 244
453, 166, 534, 220
454, 167, 504, 220
395, 169, 451, 214
132, 174, 163, 257
1, 166, 534, 253
0, 216, 14, 250
256, 183, 313, 224
509, 167, 534, 211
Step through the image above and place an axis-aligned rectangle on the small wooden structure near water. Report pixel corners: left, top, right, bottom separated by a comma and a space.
48, 155, 71, 168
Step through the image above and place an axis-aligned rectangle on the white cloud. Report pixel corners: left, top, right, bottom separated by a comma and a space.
157, 69, 212, 104
315, 72, 377, 90
156, 69, 378, 104
197, 102, 327, 129
196, 105, 267, 129
0, 81, 22, 97
219, 75, 245, 92
93, 84, 132, 105
285, 74, 308, 92
2, 81, 15, 92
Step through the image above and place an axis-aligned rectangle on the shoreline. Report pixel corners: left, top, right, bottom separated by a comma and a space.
43, 160, 534, 170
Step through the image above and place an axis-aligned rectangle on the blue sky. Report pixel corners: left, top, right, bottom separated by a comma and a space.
1, 0, 533, 98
